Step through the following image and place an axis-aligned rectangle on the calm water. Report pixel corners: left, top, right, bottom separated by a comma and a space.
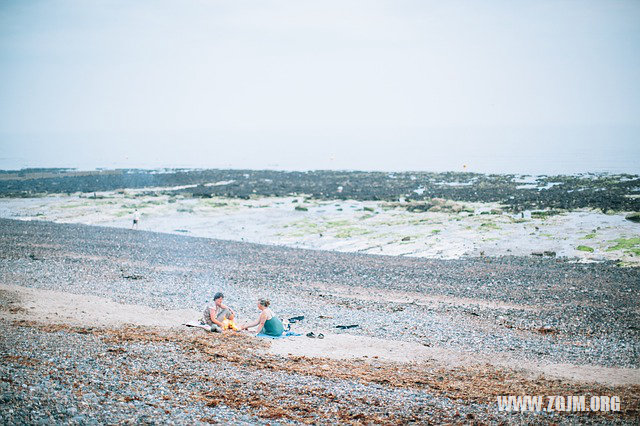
1, 126, 639, 175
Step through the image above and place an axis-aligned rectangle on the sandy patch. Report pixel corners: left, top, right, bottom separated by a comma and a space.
0, 284, 199, 328
270, 333, 640, 387
1, 283, 637, 387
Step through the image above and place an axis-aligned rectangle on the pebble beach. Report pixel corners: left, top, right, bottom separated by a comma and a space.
1, 216, 639, 424
1, 169, 639, 424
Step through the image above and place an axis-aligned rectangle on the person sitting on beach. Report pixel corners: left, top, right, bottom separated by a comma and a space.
241, 298, 284, 337
202, 292, 235, 332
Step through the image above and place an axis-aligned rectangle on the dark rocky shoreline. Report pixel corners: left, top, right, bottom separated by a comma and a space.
1, 168, 639, 212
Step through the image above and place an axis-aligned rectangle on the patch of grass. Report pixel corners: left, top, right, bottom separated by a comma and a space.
140, 199, 164, 206
431, 229, 441, 234
326, 220, 351, 227
576, 245, 594, 253
606, 237, 640, 251
294, 206, 308, 211
582, 233, 596, 240
359, 214, 374, 220
335, 227, 371, 238
363, 206, 375, 212
479, 222, 500, 230
204, 201, 228, 208
606, 237, 640, 257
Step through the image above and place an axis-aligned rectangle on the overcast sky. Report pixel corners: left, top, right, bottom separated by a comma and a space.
1, 1, 639, 173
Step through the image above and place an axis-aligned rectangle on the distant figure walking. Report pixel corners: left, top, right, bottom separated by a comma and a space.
241, 298, 284, 337
132, 209, 140, 229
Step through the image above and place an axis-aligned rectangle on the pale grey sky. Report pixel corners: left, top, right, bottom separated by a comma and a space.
1, 1, 639, 173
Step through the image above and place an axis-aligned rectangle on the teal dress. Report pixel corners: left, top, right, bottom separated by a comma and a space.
262, 316, 284, 337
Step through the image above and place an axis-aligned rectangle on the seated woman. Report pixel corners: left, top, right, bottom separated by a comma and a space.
241, 299, 284, 337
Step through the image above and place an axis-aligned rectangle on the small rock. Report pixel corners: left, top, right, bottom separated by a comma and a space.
625, 212, 640, 223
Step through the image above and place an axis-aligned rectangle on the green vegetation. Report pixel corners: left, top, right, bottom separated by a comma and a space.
576, 245, 594, 253
294, 206, 308, 211
431, 229, 441, 234
335, 227, 371, 238
203, 200, 228, 208
326, 220, 351, 227
607, 237, 640, 251
139, 199, 164, 206
606, 237, 640, 256
582, 233, 596, 239
363, 206, 375, 212
58, 201, 93, 209
531, 210, 563, 219
479, 222, 500, 230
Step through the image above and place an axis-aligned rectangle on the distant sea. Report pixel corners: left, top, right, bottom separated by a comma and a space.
1, 126, 639, 175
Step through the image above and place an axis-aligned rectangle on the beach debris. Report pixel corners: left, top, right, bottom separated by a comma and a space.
318, 315, 333, 319
122, 274, 144, 280
537, 326, 557, 335
288, 316, 304, 323
401, 236, 411, 241
335, 325, 358, 330
530, 252, 544, 257
306, 332, 316, 338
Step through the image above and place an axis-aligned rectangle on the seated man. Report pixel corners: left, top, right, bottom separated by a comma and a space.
202, 292, 235, 332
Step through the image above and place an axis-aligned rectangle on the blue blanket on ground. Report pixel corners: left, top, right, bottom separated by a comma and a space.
256, 331, 301, 339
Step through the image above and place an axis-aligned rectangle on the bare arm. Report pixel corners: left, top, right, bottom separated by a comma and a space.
220, 303, 235, 317
255, 312, 268, 334
209, 308, 224, 327
243, 311, 267, 331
